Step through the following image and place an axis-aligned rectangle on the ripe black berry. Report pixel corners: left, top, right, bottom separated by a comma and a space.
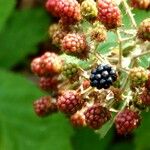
90, 64, 117, 89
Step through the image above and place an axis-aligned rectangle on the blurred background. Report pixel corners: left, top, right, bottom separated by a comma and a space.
0, 0, 150, 150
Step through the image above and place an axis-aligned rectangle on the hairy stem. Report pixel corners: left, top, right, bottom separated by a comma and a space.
116, 29, 123, 67
122, 0, 137, 29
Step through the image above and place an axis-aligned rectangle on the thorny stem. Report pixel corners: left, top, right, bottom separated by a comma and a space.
116, 29, 122, 67
133, 50, 150, 59
122, 0, 137, 29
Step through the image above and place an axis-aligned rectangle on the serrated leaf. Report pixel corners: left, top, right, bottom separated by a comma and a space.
97, 32, 117, 54
0, 8, 50, 69
0, 70, 73, 150
0, 0, 16, 32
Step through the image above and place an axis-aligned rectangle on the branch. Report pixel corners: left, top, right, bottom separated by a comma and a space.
122, 0, 137, 29
116, 29, 123, 67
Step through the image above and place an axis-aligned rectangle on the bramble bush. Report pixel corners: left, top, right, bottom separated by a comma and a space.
0, 0, 150, 150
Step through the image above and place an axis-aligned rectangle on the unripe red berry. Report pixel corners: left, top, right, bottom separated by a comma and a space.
46, 0, 81, 24
115, 108, 140, 135
140, 89, 150, 106
145, 74, 150, 90
31, 52, 63, 76
33, 96, 57, 117
84, 103, 111, 129
57, 90, 84, 115
97, 0, 122, 29
62, 33, 87, 55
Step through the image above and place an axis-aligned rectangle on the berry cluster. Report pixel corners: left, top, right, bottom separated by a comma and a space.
30, 0, 150, 137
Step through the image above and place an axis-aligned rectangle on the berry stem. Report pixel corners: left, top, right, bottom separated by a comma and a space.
116, 29, 123, 68
133, 50, 150, 59
122, 0, 137, 29
81, 86, 93, 95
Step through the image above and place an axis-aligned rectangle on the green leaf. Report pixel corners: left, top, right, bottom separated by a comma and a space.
0, 70, 73, 150
134, 112, 150, 150
139, 55, 150, 68
97, 32, 117, 54
97, 116, 114, 139
60, 53, 90, 69
72, 127, 112, 150
122, 8, 150, 27
0, 8, 50, 69
0, 0, 16, 32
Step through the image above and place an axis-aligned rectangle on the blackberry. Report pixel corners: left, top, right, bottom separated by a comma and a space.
97, 0, 122, 29
31, 52, 63, 77
57, 90, 84, 115
46, 0, 81, 24
33, 96, 57, 117
115, 108, 140, 135
62, 63, 79, 79
145, 74, 150, 90
62, 33, 87, 55
84, 103, 111, 129
140, 89, 150, 106
90, 64, 117, 89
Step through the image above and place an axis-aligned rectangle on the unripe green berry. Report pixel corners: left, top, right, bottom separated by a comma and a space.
129, 67, 148, 87
81, 0, 98, 19
62, 63, 79, 78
